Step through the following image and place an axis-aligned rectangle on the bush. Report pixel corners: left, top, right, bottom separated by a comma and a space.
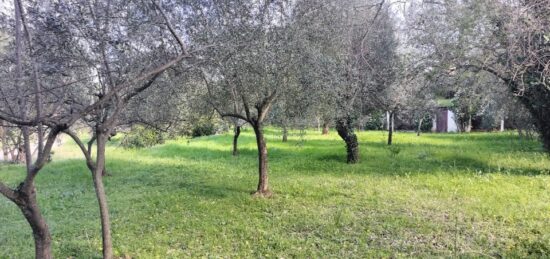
417, 114, 433, 132
364, 112, 385, 130
191, 122, 216, 138
121, 126, 165, 149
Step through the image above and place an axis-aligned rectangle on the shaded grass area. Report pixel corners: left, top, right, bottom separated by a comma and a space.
1, 129, 549, 258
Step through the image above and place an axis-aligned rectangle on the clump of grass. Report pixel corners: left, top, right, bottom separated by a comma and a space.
387, 145, 401, 157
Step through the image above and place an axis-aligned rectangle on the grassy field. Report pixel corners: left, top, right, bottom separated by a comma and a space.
1, 129, 549, 258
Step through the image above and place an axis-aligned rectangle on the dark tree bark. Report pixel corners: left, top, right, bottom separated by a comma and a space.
252, 123, 271, 197
282, 125, 288, 142
336, 116, 359, 163
387, 111, 394, 145
520, 87, 550, 151
93, 132, 113, 259
322, 121, 329, 135
232, 125, 241, 156
16, 183, 52, 259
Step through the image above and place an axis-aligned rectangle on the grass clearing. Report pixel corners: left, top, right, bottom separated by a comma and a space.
1, 129, 549, 258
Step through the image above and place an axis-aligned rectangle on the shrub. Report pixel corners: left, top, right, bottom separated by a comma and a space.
191, 122, 216, 138
387, 145, 401, 157
417, 114, 433, 132
121, 126, 165, 149
364, 112, 385, 130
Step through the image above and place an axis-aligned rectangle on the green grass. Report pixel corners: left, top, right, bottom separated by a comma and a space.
1, 129, 549, 258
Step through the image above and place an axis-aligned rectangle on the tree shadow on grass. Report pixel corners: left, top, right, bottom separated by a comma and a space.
136, 138, 550, 177
7, 131, 542, 197
316, 154, 346, 163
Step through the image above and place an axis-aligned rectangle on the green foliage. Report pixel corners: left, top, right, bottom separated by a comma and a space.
416, 114, 433, 132
364, 112, 385, 130
436, 98, 454, 108
191, 122, 216, 138
386, 145, 401, 157
0, 130, 549, 258
120, 126, 165, 149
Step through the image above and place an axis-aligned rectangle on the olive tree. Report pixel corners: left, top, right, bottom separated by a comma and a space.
295, 0, 395, 162
55, 1, 194, 257
194, 0, 300, 197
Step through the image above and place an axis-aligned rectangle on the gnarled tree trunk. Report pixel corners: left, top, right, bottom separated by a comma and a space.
520, 88, 550, 151
252, 123, 271, 197
232, 125, 241, 156
336, 116, 359, 164
16, 184, 52, 259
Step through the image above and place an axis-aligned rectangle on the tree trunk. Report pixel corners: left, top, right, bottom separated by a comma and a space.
232, 125, 240, 156
518, 126, 525, 138
336, 117, 359, 164
500, 119, 505, 132
282, 126, 288, 142
17, 146, 26, 164
10, 149, 17, 163
322, 121, 329, 135
388, 112, 394, 145
391, 112, 395, 133
1, 121, 8, 161
252, 123, 271, 197
316, 117, 321, 132
417, 118, 424, 137
386, 111, 390, 131
16, 185, 52, 259
93, 133, 113, 259
464, 115, 472, 133
520, 88, 550, 151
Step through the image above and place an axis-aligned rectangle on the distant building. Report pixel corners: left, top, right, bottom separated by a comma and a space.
432, 99, 458, 133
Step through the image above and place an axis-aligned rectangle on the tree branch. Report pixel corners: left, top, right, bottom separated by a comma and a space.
257, 90, 278, 123
71, 53, 188, 124
219, 112, 249, 122
0, 182, 17, 202
152, 0, 188, 55
123, 73, 161, 103
63, 130, 96, 171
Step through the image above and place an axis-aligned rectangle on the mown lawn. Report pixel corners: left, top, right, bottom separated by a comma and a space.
1, 129, 549, 258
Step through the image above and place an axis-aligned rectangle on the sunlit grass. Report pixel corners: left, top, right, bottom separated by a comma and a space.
1, 128, 549, 258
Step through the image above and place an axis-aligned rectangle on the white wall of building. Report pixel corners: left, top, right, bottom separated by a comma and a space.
447, 110, 458, 132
